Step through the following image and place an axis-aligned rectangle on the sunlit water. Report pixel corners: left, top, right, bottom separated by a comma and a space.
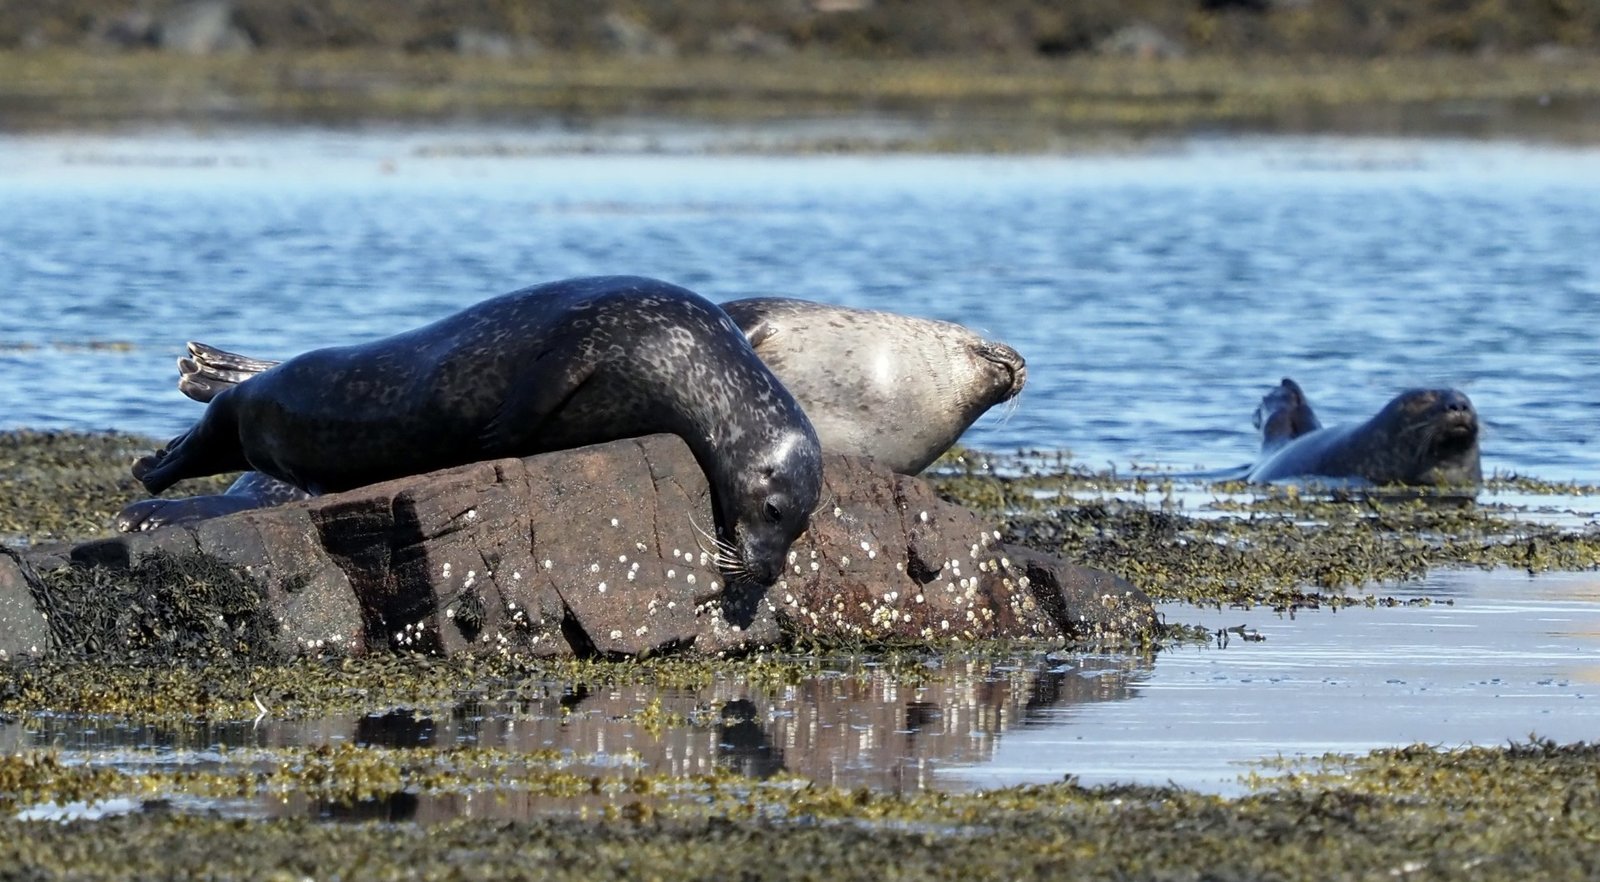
5, 130, 1600, 817
4, 569, 1598, 818
3, 131, 1600, 479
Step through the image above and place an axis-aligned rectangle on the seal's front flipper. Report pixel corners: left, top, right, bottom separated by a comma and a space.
477, 342, 596, 455
115, 493, 263, 532
719, 298, 780, 348
742, 320, 775, 350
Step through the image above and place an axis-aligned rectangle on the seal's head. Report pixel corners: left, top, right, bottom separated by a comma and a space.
1387, 387, 1482, 486
717, 426, 824, 586
969, 340, 1027, 407
1253, 378, 1321, 450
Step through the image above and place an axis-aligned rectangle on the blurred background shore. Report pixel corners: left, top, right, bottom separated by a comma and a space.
3, 0, 1599, 145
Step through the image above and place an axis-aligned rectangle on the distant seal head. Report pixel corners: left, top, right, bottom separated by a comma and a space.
1246, 380, 1482, 487
131, 276, 823, 586
722, 297, 1026, 474
118, 297, 1026, 531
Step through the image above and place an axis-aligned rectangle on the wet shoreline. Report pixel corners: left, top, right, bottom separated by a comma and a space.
4, 428, 1600, 877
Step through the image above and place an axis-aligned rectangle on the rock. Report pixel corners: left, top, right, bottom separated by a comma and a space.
708, 26, 793, 57
1097, 23, 1185, 60
453, 27, 541, 59
85, 11, 157, 50
156, 1, 254, 55
600, 12, 675, 58
0, 547, 50, 661
9, 436, 1153, 660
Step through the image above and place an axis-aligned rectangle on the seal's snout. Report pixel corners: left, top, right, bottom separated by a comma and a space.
1442, 392, 1476, 426
977, 343, 1027, 400
1433, 391, 1479, 448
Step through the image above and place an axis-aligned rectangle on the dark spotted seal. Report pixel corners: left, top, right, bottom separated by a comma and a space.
117, 298, 1025, 532
1245, 378, 1482, 487
129, 275, 823, 585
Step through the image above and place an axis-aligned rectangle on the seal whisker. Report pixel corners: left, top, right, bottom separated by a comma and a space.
811, 488, 834, 517
687, 510, 744, 579
687, 510, 740, 558
1000, 391, 1022, 424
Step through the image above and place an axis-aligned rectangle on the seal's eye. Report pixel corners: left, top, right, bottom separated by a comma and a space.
764, 501, 784, 524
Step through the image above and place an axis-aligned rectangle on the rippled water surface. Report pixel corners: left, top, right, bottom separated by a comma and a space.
3, 131, 1600, 479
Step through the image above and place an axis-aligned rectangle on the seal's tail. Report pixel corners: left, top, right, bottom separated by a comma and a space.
178, 341, 282, 403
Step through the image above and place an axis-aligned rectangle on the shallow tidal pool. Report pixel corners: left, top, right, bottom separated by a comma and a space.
4, 567, 1598, 821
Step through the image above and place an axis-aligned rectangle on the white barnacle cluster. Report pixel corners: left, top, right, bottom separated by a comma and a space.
296, 632, 347, 653
392, 620, 431, 649
864, 593, 909, 630
503, 599, 532, 630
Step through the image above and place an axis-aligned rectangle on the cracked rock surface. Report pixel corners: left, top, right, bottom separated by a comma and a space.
3, 435, 1153, 660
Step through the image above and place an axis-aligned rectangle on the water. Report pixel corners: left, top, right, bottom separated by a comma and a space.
4, 569, 1597, 818
3, 131, 1600, 480
5, 129, 1600, 816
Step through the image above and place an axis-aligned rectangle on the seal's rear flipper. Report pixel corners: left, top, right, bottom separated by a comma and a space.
188, 341, 281, 374
178, 342, 283, 403
132, 413, 252, 495
1254, 377, 1322, 448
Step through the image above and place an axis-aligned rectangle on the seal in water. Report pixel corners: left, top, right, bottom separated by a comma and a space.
129, 275, 824, 585
1245, 378, 1482, 487
117, 298, 1026, 531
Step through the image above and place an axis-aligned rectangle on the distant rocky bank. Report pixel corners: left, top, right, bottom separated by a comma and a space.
3, 2, 1599, 142
2, 0, 1596, 60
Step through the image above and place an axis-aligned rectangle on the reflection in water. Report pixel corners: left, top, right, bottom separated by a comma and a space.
960, 569, 1600, 794
8, 570, 1600, 816
0, 655, 1150, 821
355, 709, 436, 749
717, 699, 783, 780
